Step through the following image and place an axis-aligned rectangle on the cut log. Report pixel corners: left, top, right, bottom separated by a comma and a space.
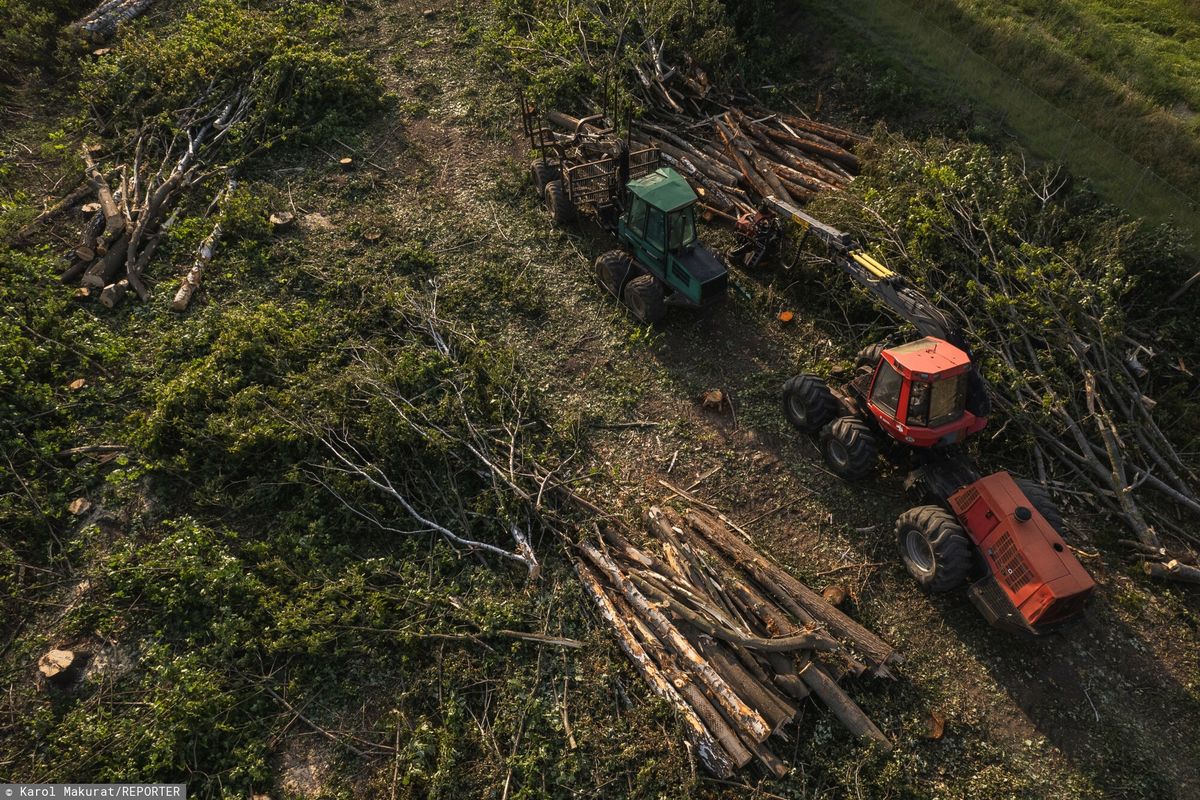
579, 543, 774, 743
799, 661, 891, 749
71, 0, 157, 44
696, 637, 796, 733
62, 210, 105, 283
574, 560, 741, 776
81, 145, 123, 239
769, 111, 869, 148
608, 580, 756, 771
714, 119, 774, 202
172, 220, 222, 312
127, 210, 177, 302
14, 179, 92, 242
61, 260, 91, 284
755, 124, 860, 171
685, 510, 900, 672
81, 232, 128, 289
1144, 559, 1200, 585
630, 573, 838, 653
100, 279, 129, 308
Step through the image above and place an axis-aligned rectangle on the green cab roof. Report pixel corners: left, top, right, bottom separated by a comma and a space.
627, 167, 697, 212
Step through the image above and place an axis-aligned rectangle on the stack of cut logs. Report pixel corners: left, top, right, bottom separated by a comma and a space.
520, 3, 865, 218
52, 92, 248, 311
632, 109, 863, 220
575, 507, 899, 778
541, 106, 864, 221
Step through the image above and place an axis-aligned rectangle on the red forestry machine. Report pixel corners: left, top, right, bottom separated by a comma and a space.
770, 197, 1095, 635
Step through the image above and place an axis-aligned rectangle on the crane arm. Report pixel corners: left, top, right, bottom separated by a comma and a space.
763, 196, 966, 350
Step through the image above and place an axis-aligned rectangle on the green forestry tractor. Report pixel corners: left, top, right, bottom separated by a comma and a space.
521, 96, 728, 323
764, 198, 1096, 634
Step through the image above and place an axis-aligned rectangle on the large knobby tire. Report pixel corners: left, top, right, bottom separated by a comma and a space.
544, 179, 574, 226
531, 159, 559, 195
623, 274, 665, 324
595, 250, 636, 299
1015, 478, 1066, 535
821, 416, 878, 480
781, 374, 839, 433
854, 343, 886, 370
895, 505, 972, 592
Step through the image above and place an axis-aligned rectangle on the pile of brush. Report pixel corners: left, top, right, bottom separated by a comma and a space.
575, 507, 899, 778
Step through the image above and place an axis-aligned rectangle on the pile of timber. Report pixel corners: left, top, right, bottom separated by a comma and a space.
519, 1, 865, 219
575, 507, 899, 778
53, 92, 248, 311
541, 106, 863, 222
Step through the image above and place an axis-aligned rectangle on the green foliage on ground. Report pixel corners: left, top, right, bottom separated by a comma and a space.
474, 0, 777, 107
0, 0, 89, 82
83, 0, 385, 150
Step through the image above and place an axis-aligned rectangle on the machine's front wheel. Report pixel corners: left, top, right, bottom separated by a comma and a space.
781, 374, 839, 433
595, 250, 636, 299
1015, 478, 1066, 535
544, 180, 574, 226
821, 416, 878, 480
531, 159, 559, 195
623, 275, 665, 324
895, 505, 972, 592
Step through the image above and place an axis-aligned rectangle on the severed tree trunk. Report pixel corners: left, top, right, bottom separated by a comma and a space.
171, 221, 222, 312
1144, 560, 1200, 585
574, 560, 740, 776
579, 543, 774, 743
686, 510, 900, 672
100, 279, 129, 308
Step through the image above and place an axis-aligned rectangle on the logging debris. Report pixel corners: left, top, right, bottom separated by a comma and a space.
55, 92, 251, 309
577, 506, 898, 778
70, 0, 157, 45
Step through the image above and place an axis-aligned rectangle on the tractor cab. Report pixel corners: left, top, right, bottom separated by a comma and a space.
617, 168, 727, 309
867, 338, 988, 448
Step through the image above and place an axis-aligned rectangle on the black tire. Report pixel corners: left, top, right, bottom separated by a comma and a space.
895, 505, 973, 592
595, 250, 636, 299
820, 416, 878, 480
531, 159, 559, 194
781, 374, 839, 433
544, 179, 574, 226
1015, 478, 1066, 535
623, 274, 665, 324
854, 343, 886, 370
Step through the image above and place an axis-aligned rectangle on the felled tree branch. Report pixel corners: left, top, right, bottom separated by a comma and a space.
316, 430, 541, 577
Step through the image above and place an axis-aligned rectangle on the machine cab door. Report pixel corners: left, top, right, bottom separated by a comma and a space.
868, 358, 906, 427
623, 195, 648, 241
642, 205, 667, 267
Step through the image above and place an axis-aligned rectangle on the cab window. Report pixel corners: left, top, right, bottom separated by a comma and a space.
907, 381, 931, 426
628, 197, 647, 237
645, 207, 665, 250
928, 374, 967, 427
870, 361, 903, 416
908, 375, 967, 427
668, 208, 696, 250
